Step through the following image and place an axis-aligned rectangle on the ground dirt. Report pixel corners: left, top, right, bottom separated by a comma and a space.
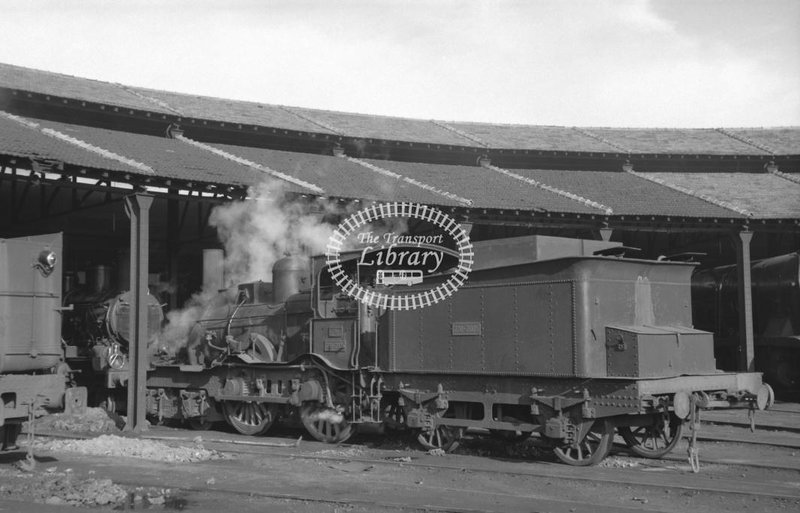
0, 408, 798, 512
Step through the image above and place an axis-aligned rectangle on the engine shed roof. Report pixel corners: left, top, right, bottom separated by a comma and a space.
1, 62, 799, 230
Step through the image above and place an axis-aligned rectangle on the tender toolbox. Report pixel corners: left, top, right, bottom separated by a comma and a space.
605, 325, 717, 378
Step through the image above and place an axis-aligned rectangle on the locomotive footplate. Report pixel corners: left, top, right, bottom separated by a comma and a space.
635, 371, 765, 397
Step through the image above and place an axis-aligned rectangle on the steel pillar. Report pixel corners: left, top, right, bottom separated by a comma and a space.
167, 192, 180, 310
735, 229, 755, 372
123, 193, 153, 432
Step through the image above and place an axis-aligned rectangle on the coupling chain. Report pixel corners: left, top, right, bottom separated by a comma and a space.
687, 397, 701, 473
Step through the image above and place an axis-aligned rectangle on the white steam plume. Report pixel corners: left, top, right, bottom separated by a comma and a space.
157, 180, 409, 355
210, 181, 345, 285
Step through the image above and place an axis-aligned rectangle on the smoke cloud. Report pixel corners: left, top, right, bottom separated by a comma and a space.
156, 179, 411, 355
155, 181, 347, 353
210, 181, 346, 286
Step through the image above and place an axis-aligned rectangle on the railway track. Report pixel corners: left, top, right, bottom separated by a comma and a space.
20, 423, 800, 511
15, 401, 800, 512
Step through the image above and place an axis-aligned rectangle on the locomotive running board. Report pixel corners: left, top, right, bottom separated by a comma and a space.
635, 372, 763, 395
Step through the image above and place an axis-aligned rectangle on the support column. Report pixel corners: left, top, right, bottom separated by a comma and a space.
167, 191, 180, 311
124, 193, 153, 432
735, 229, 755, 372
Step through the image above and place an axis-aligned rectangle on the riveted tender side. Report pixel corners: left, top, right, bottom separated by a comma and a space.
378, 254, 772, 466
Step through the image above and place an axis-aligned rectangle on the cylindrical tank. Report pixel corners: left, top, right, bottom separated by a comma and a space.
203, 249, 225, 293
273, 256, 309, 304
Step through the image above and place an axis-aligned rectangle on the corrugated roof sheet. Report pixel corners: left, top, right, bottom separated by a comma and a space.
211, 144, 454, 206
12, 116, 311, 193
585, 128, 767, 155
2, 63, 799, 156
0, 63, 171, 114
126, 87, 336, 134
370, 160, 601, 213
513, 169, 739, 218
444, 122, 618, 152
285, 107, 471, 145
644, 172, 800, 218
0, 113, 138, 173
726, 128, 800, 156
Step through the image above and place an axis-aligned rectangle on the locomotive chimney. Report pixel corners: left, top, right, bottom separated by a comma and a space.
203, 249, 225, 293
88, 265, 113, 294
273, 256, 309, 303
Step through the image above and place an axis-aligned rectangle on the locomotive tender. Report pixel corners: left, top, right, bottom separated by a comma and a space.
128, 239, 771, 466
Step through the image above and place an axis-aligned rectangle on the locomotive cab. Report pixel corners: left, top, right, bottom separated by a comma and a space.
310, 251, 380, 370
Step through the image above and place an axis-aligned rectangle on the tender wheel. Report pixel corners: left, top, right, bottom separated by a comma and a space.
619, 415, 683, 458
417, 425, 464, 452
552, 419, 613, 466
300, 402, 353, 443
223, 401, 278, 436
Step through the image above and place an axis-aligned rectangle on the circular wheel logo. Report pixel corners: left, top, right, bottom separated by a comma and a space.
325, 202, 473, 310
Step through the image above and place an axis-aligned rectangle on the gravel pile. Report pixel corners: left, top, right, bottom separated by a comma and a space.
599, 456, 641, 469
27, 407, 125, 434
35, 434, 223, 463
310, 446, 366, 458
0, 467, 180, 508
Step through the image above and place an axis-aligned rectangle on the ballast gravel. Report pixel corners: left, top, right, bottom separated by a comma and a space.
35, 434, 223, 463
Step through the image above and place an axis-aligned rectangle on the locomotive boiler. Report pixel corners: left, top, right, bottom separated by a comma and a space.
0, 233, 74, 450
133, 240, 772, 468
61, 262, 164, 411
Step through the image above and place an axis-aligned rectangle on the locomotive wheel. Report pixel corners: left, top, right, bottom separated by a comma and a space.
223, 401, 278, 436
552, 419, 613, 466
619, 415, 683, 459
417, 425, 464, 452
300, 402, 353, 443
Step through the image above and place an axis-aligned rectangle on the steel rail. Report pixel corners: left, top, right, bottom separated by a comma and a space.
25, 429, 800, 501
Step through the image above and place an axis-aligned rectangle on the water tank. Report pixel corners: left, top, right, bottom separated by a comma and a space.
273, 256, 309, 303
0, 233, 63, 373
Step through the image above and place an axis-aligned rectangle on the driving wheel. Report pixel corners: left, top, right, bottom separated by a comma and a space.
223, 401, 278, 436
300, 402, 353, 443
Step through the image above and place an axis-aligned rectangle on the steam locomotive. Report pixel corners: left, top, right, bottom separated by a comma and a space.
693, 252, 800, 395
61, 262, 164, 412
56, 236, 773, 467
1, 230, 774, 466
